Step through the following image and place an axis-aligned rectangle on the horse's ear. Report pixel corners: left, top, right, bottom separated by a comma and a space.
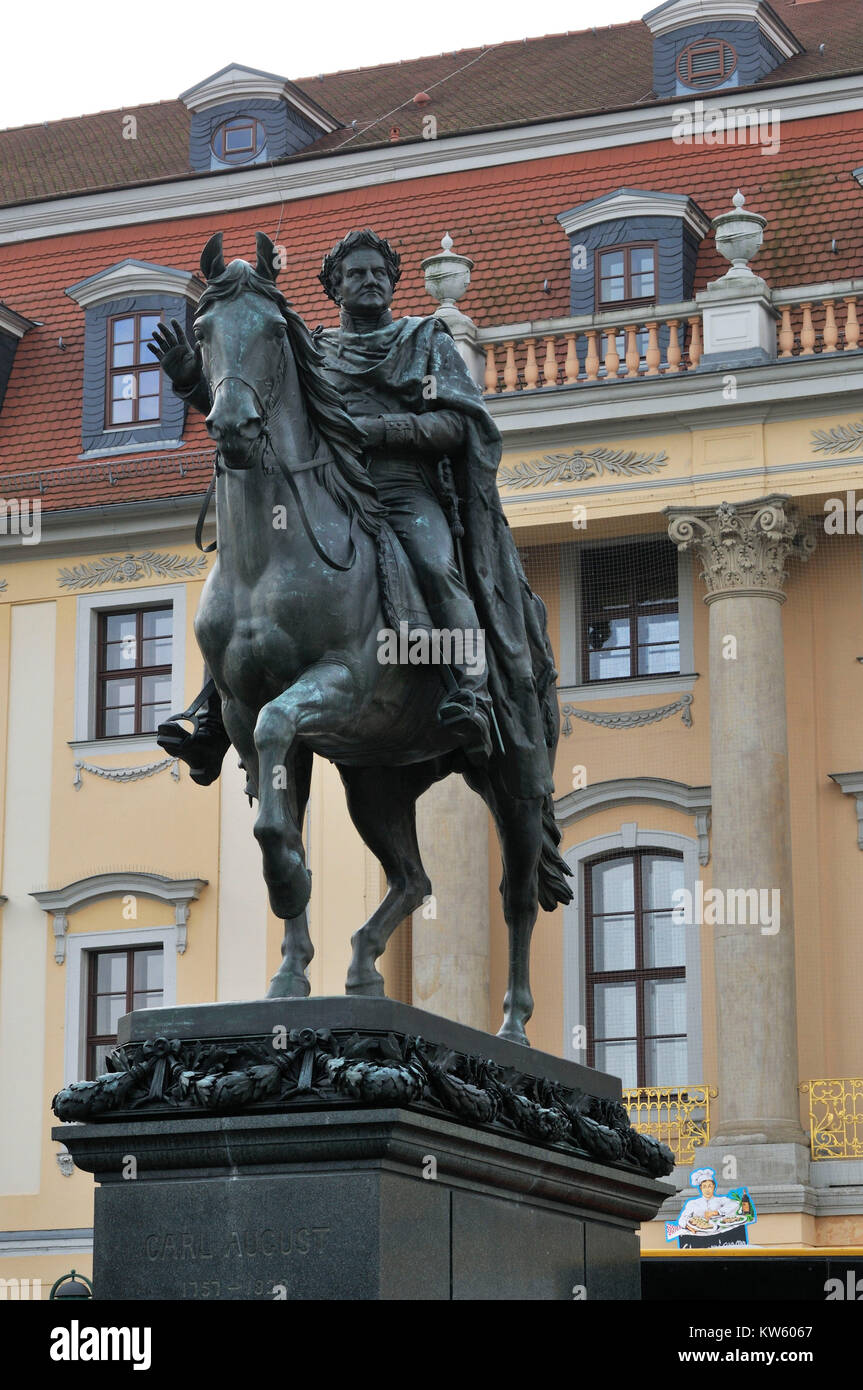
255, 232, 280, 282
200, 232, 226, 281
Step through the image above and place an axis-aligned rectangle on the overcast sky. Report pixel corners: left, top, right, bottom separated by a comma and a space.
2, 0, 652, 129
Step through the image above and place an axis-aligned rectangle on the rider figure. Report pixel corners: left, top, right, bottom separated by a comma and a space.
151, 229, 494, 779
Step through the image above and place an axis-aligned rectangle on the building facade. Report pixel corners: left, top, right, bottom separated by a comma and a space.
1, 0, 862, 1293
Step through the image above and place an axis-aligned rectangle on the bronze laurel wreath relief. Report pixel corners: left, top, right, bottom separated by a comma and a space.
52, 1029, 674, 1178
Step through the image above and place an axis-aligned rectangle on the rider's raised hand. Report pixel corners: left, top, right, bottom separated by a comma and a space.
148, 318, 202, 389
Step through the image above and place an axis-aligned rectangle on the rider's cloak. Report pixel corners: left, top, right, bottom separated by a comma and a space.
314, 315, 559, 802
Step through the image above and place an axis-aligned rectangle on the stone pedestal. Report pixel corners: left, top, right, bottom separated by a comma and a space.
53, 998, 673, 1301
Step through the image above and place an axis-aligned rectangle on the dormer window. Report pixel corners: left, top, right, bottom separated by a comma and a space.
211, 116, 267, 166
107, 313, 162, 426
676, 38, 737, 90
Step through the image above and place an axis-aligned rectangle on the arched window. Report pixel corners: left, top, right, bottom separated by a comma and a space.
676, 39, 738, 91
585, 848, 686, 1088
211, 116, 267, 166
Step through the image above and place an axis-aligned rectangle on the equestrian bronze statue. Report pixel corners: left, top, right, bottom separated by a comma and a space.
150, 228, 572, 1045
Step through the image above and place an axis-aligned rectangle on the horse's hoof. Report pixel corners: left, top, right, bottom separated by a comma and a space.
266, 971, 310, 999
496, 1023, 531, 1047
345, 975, 386, 998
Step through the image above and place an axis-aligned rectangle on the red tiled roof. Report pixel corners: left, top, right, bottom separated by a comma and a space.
1, 105, 862, 514
0, 0, 860, 208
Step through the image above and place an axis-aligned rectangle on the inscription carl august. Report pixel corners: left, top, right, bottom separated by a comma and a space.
144, 1228, 330, 1260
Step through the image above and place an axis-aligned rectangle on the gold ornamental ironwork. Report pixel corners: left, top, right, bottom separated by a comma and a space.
623, 1084, 717, 1166
800, 1078, 863, 1159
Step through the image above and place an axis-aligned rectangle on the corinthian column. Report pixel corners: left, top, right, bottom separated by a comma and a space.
666, 497, 815, 1149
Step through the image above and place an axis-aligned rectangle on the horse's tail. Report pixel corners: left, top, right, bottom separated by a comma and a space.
538, 793, 573, 911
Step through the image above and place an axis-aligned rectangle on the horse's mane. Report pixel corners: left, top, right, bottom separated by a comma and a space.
196, 263, 383, 535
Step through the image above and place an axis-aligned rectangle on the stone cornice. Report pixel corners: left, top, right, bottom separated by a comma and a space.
665, 494, 816, 600
555, 776, 712, 864
556, 189, 711, 241
1, 73, 860, 245
0, 303, 36, 338
31, 871, 208, 962
642, 0, 803, 58
65, 259, 204, 309
179, 63, 338, 132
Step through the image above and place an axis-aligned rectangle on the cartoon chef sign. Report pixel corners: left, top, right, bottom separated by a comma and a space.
666, 1167, 757, 1248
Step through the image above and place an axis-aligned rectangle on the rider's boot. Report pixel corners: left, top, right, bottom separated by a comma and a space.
156, 679, 231, 786
437, 686, 494, 764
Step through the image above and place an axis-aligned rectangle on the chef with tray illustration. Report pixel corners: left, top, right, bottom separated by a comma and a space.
666, 1167, 757, 1249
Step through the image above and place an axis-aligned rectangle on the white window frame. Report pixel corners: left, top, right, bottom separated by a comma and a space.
63, 925, 177, 1084
70, 582, 187, 755
559, 534, 696, 699
563, 825, 703, 1086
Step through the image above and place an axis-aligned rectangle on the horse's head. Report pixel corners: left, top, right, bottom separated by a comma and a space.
194, 232, 288, 469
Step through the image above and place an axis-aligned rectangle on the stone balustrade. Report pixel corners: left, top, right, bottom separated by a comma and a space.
478, 302, 702, 394
773, 280, 863, 357
474, 280, 863, 395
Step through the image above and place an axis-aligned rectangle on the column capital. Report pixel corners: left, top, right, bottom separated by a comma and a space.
665, 495, 815, 602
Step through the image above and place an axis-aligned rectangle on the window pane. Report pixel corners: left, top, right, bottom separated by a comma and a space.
143, 609, 172, 639
142, 635, 172, 666
630, 247, 655, 299
133, 990, 163, 1010
138, 369, 160, 397
225, 123, 254, 152
645, 1036, 688, 1088
588, 644, 631, 681
591, 858, 634, 915
133, 949, 163, 992
105, 613, 136, 643
140, 703, 171, 733
103, 707, 136, 736
142, 674, 172, 707
595, 1040, 638, 1089
593, 915, 636, 971
645, 977, 687, 1036
643, 855, 685, 911
594, 981, 637, 1039
112, 317, 135, 343
110, 399, 134, 425
137, 395, 160, 421
112, 342, 134, 369
96, 952, 128, 992
138, 315, 160, 346
96, 993, 127, 1035
104, 678, 135, 707
112, 373, 136, 400
104, 640, 137, 670
644, 911, 687, 968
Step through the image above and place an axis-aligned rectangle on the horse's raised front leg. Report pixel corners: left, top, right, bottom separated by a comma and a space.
338, 763, 436, 996
254, 663, 355, 922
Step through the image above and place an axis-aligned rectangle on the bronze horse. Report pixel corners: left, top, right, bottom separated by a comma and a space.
167, 233, 571, 1045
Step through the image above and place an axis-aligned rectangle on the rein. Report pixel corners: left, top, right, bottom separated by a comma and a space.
195, 340, 356, 572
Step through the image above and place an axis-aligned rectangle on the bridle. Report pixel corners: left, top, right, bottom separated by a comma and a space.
195, 336, 356, 572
